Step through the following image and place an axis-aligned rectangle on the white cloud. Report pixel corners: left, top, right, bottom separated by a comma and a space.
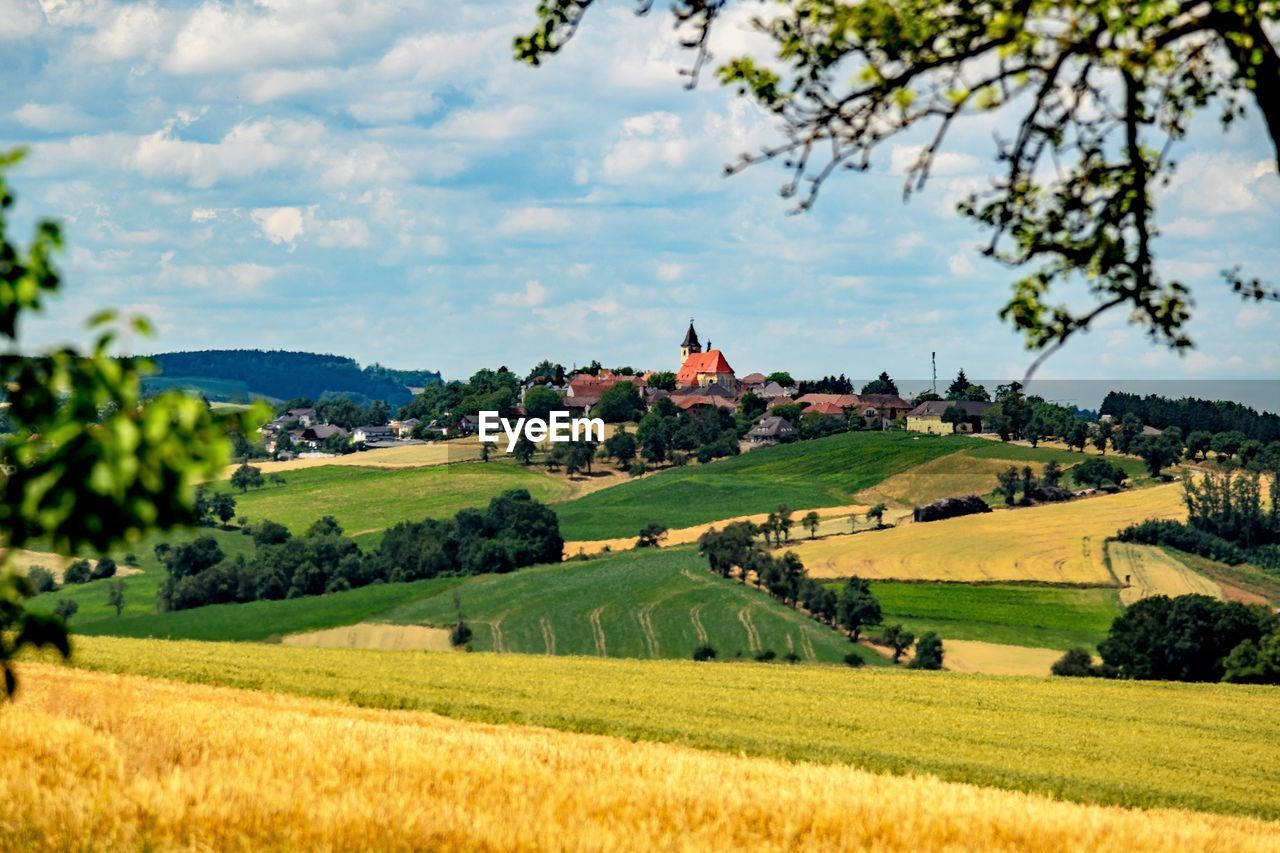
190, 207, 218, 223
948, 253, 975, 277
251, 207, 305, 247
657, 262, 684, 282
1168, 153, 1276, 215
496, 206, 571, 236
601, 112, 691, 182
13, 102, 85, 131
431, 106, 538, 142
1235, 303, 1272, 329
493, 280, 549, 308
0, 0, 44, 39
131, 119, 325, 187
251, 205, 370, 249
82, 2, 169, 61
890, 145, 980, 177
1162, 217, 1214, 239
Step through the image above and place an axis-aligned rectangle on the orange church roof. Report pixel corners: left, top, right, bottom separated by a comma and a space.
676, 349, 735, 383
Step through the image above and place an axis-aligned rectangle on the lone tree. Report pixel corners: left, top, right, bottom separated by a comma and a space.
517, 1, 1280, 375
52, 599, 78, 623
883, 624, 917, 664
802, 510, 821, 539
230, 463, 263, 493
636, 523, 669, 549
836, 576, 882, 641
106, 580, 126, 617
866, 502, 888, 529
909, 632, 945, 670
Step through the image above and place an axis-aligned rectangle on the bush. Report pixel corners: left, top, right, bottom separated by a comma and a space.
27, 566, 56, 593
1114, 519, 1249, 565
89, 557, 117, 580
628, 462, 647, 478
754, 649, 777, 662
450, 621, 473, 648
53, 598, 78, 622
1070, 457, 1129, 489
908, 632, 944, 670
692, 644, 717, 661
782, 652, 802, 663
913, 495, 991, 523
1051, 647, 1099, 677
62, 559, 91, 585
843, 652, 865, 668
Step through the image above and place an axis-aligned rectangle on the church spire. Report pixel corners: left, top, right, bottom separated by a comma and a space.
680, 319, 702, 364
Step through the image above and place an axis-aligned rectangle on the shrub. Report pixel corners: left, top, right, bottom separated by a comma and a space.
909, 632, 944, 670
89, 557, 117, 580
782, 652, 801, 663
1051, 647, 1099, 677
53, 599, 78, 622
628, 462, 647, 478
1114, 520, 1248, 565
62, 559, 91, 585
692, 644, 717, 662
27, 566, 56, 593
754, 649, 777, 662
843, 652, 865, 668
450, 621, 473, 648
1070, 458, 1128, 489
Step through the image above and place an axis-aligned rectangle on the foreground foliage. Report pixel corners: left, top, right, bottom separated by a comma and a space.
7, 666, 1278, 851
58, 637, 1280, 819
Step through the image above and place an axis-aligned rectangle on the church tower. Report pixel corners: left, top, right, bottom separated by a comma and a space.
680, 319, 702, 364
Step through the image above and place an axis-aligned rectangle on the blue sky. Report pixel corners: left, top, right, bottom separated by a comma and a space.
2, 0, 1278, 383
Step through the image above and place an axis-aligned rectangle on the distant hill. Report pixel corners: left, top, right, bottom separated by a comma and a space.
143, 349, 442, 405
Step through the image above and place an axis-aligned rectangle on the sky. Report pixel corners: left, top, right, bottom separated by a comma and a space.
2, 0, 1279, 385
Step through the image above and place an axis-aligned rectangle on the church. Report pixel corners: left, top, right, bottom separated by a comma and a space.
675, 321, 738, 390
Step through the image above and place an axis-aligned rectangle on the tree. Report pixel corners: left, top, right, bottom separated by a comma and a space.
62, 560, 91, 585
941, 405, 967, 431
1212, 430, 1248, 461
647, 371, 677, 391
774, 505, 793, 542
592, 381, 643, 423
883, 624, 916, 664
1133, 434, 1180, 478
765, 371, 794, 387
946, 369, 971, 399
106, 580, 126, 617
517, 2, 1280, 367
909, 632, 944, 670
1051, 647, 1099, 678
996, 466, 1020, 506
52, 599, 78, 623
230, 463, 264, 493
835, 577, 882, 641
89, 557, 117, 581
512, 434, 537, 465
1185, 430, 1213, 461
1115, 414, 1143, 455
866, 502, 888, 529
861, 372, 898, 396
1222, 632, 1280, 685
1070, 457, 1129, 489
1042, 460, 1063, 488
522, 386, 564, 423
1092, 424, 1110, 456
1066, 420, 1091, 453
26, 567, 56, 594
210, 492, 237, 528
738, 391, 767, 419
604, 429, 638, 468
636, 523, 668, 549
802, 511, 820, 539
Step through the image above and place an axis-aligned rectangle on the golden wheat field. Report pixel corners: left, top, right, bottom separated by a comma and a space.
1110, 542, 1224, 605
4, 665, 1279, 851
794, 485, 1188, 583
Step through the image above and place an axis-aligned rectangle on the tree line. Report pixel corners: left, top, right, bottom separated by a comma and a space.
157, 490, 562, 611
1101, 392, 1280, 444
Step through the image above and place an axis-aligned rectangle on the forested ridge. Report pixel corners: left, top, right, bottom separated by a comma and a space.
145, 350, 441, 404
1101, 392, 1280, 443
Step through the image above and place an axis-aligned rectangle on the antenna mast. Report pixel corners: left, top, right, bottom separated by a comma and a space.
931, 352, 937, 395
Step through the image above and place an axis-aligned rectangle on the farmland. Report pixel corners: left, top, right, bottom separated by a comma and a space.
1110, 542, 1224, 605
52, 637, 1280, 819
225, 462, 570, 540
554, 432, 973, 540
794, 484, 1188, 583
9, 667, 1278, 851
871, 582, 1122, 650
375, 546, 880, 664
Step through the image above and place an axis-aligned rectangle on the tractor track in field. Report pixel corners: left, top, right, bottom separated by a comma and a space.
737, 607, 761, 654
486, 614, 508, 653
690, 605, 709, 645
538, 616, 556, 655
588, 606, 607, 657
637, 604, 660, 658
680, 568, 713, 585
800, 631, 817, 661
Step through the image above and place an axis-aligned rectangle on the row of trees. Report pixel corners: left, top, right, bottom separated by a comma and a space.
1101, 393, 1280, 444
1054, 594, 1279, 684
157, 490, 563, 611
696, 521, 942, 668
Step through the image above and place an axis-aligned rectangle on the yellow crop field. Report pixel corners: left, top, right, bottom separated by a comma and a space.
793, 485, 1187, 583
865, 452, 1030, 506
47, 636, 1280, 819
5, 665, 1279, 851
219, 440, 483, 476
1111, 542, 1224, 605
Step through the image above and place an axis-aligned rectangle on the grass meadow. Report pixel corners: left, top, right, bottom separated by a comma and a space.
49, 636, 1280, 820
555, 432, 974, 540
224, 462, 570, 541
9, 666, 1278, 851
870, 582, 1123, 650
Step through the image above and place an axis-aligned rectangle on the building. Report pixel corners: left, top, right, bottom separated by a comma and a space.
352, 425, 395, 444
746, 415, 798, 445
675, 321, 738, 390
906, 400, 993, 435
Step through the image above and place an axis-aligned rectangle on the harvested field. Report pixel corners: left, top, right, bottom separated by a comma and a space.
281, 622, 454, 651
1110, 542, 1223, 606
940, 640, 1064, 677
220, 440, 482, 476
5, 550, 140, 583
793, 485, 1187, 583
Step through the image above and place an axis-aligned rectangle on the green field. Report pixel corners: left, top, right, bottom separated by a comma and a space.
64, 636, 1280, 819
556, 432, 973, 540
965, 441, 1150, 480
375, 546, 882, 664
871, 582, 1123, 650
72, 578, 460, 642
225, 462, 571, 541
24, 528, 255, 626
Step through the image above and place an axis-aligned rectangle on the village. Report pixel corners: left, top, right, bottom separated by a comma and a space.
257, 320, 996, 459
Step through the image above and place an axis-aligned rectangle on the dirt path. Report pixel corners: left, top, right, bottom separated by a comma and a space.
486, 614, 508, 653
737, 607, 761, 654
588, 606, 607, 657
689, 605, 708, 645
538, 617, 556, 655
564, 503, 873, 557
